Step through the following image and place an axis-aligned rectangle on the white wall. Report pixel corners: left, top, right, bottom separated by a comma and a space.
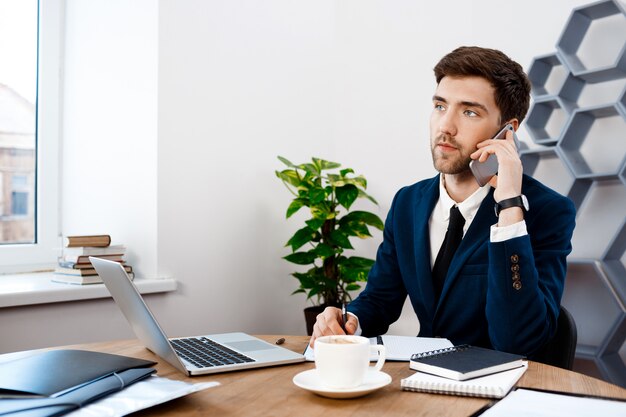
61, 0, 159, 278
2, 0, 595, 352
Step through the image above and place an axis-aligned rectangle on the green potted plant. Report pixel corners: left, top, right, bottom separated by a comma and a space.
275, 156, 384, 335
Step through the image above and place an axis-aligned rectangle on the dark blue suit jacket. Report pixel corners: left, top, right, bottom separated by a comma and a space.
349, 174, 576, 355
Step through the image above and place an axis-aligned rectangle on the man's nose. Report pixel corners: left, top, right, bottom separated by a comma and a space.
439, 112, 457, 137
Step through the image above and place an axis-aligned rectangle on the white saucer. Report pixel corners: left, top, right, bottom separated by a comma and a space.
292, 369, 392, 399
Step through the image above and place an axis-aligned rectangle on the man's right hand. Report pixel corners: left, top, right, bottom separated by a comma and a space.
309, 306, 358, 348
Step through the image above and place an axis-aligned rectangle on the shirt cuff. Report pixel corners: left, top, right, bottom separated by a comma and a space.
490, 220, 528, 242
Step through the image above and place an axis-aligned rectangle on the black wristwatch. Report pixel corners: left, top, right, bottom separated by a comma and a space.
494, 195, 529, 217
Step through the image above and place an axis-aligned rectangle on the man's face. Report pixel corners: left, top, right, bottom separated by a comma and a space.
430, 76, 502, 175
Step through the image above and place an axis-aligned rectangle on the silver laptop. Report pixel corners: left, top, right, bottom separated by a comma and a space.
90, 257, 304, 376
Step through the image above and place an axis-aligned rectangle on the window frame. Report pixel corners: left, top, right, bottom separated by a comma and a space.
0, 0, 63, 273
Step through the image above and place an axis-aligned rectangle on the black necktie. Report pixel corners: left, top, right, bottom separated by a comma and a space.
432, 205, 465, 300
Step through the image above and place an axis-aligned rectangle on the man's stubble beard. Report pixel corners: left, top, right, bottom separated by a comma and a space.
430, 134, 473, 175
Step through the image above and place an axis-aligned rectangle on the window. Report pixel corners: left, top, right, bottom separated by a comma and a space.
0, 0, 61, 272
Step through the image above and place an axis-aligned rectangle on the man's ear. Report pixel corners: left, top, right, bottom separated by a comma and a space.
508, 119, 520, 131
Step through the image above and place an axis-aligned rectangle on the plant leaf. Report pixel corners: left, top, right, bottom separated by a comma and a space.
329, 230, 353, 249
299, 163, 319, 175
340, 168, 354, 177
345, 283, 361, 291
310, 201, 334, 220
340, 221, 372, 238
305, 218, 325, 230
276, 169, 301, 187
352, 175, 367, 189
286, 199, 306, 218
314, 243, 336, 258
358, 189, 379, 205
335, 184, 359, 210
307, 287, 320, 299
286, 226, 317, 251
283, 251, 317, 265
308, 187, 326, 204
277, 156, 296, 167
316, 158, 341, 170
343, 256, 375, 268
339, 211, 384, 230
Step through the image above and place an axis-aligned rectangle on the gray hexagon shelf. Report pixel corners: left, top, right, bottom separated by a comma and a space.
526, 97, 570, 145
520, 147, 580, 204
569, 178, 626, 260
556, 104, 626, 180
528, 53, 569, 98
561, 259, 626, 385
557, 0, 626, 83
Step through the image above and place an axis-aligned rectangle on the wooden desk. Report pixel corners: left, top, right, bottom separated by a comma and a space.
58, 336, 626, 416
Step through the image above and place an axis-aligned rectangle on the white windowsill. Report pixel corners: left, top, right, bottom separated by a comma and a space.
0, 271, 177, 308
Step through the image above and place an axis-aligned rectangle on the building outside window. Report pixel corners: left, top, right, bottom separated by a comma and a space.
0, 0, 37, 244
0, 0, 61, 272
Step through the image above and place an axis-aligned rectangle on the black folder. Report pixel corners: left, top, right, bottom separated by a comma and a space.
0, 350, 156, 398
0, 367, 155, 417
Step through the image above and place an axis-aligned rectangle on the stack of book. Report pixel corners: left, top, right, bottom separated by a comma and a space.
53, 235, 133, 284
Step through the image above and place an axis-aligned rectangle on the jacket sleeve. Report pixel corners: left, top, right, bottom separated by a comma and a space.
348, 190, 408, 337
485, 195, 576, 355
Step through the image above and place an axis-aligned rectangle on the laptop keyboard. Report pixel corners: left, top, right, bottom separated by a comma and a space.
170, 337, 256, 368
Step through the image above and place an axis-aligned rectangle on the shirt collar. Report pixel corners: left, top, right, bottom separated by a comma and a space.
438, 175, 491, 222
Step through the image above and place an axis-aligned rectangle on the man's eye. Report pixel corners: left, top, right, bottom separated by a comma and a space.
464, 110, 478, 117
434, 104, 445, 111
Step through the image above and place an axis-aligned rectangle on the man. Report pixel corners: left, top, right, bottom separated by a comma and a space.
310, 46, 576, 356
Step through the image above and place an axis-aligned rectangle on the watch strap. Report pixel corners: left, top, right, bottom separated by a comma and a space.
495, 195, 528, 217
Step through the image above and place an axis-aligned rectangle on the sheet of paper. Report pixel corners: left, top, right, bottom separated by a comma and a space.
481, 388, 626, 417
64, 375, 219, 417
380, 335, 453, 360
304, 335, 453, 361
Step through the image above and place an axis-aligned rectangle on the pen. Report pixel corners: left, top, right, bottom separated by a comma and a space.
342, 302, 348, 334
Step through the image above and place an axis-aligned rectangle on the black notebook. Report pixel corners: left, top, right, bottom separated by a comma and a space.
409, 345, 525, 381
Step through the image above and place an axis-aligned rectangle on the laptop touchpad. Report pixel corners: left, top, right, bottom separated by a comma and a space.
227, 340, 275, 352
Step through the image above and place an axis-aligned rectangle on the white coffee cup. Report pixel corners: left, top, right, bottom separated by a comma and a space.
314, 335, 386, 389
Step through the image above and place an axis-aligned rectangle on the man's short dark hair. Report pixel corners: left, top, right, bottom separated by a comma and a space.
433, 46, 531, 124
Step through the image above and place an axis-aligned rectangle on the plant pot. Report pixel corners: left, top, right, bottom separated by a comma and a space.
304, 305, 326, 336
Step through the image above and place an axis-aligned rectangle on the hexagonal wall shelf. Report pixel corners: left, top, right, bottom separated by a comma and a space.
562, 260, 624, 351
528, 53, 569, 98
557, 104, 626, 179
520, 147, 577, 198
526, 97, 570, 145
569, 179, 626, 259
557, 0, 626, 82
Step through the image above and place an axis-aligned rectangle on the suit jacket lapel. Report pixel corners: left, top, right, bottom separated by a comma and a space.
412, 176, 440, 329
435, 187, 497, 314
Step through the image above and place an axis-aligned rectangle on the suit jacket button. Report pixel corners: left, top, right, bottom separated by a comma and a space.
511, 264, 520, 272
512, 272, 521, 280
513, 280, 522, 290
510, 254, 519, 263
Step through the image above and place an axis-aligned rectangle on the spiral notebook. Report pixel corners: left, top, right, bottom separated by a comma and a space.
409, 345, 525, 380
401, 362, 528, 399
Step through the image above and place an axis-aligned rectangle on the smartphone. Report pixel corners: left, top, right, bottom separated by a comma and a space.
469, 123, 520, 187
